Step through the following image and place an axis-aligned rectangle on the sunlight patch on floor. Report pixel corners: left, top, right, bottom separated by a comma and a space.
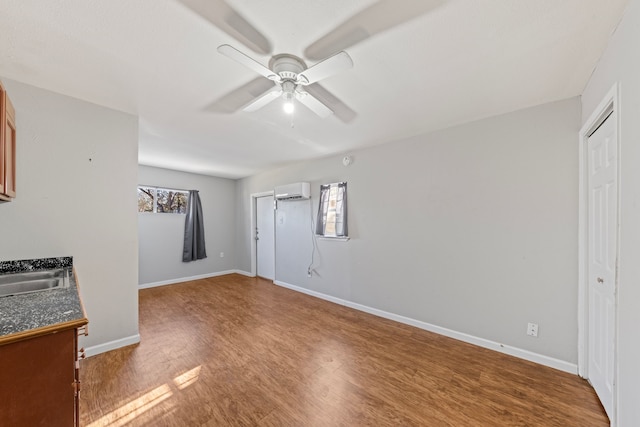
86, 366, 202, 426
173, 365, 202, 390
87, 384, 173, 427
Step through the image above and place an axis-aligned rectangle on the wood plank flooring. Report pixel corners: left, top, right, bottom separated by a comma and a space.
80, 274, 608, 426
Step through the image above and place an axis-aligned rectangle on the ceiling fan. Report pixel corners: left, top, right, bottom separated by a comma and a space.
178, 0, 444, 122
217, 44, 353, 119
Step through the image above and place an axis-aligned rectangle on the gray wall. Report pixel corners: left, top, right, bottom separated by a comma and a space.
0, 78, 139, 350
581, 0, 640, 424
138, 165, 236, 285
237, 97, 580, 364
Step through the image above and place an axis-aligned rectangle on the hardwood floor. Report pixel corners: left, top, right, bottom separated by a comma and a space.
80, 275, 607, 426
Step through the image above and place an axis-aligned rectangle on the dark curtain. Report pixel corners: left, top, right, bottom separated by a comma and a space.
183, 190, 207, 262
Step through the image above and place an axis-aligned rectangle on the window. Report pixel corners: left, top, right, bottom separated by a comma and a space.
316, 182, 348, 238
137, 186, 189, 214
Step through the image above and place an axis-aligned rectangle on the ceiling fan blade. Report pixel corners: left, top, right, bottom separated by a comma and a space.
205, 78, 277, 113
297, 51, 353, 86
243, 87, 283, 112
178, 0, 271, 55
304, 84, 356, 123
297, 92, 334, 118
218, 44, 280, 81
304, 0, 444, 60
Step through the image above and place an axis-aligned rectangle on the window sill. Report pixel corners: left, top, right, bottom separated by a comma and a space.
316, 236, 350, 241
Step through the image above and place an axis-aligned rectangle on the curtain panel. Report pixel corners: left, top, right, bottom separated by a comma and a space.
183, 190, 207, 262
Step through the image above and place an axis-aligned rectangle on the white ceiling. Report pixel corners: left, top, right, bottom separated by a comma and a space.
0, 0, 629, 179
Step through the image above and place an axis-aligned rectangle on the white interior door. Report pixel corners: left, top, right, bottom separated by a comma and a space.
587, 112, 617, 421
256, 196, 275, 280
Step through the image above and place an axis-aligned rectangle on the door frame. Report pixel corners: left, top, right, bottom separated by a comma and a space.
250, 191, 275, 278
578, 83, 620, 425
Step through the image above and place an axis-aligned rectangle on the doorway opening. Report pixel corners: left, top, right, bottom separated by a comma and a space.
250, 191, 275, 280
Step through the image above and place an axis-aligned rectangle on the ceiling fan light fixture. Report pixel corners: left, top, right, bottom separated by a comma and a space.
283, 100, 295, 114
282, 81, 296, 114
283, 90, 295, 114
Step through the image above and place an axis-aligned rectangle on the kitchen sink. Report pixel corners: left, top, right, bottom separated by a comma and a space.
0, 269, 70, 297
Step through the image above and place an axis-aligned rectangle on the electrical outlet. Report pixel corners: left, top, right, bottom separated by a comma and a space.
307, 268, 312, 277
219, 252, 224, 258
527, 322, 539, 337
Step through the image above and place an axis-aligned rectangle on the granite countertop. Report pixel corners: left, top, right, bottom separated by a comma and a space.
0, 256, 87, 344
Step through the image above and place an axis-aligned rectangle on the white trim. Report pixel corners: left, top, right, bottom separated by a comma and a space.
234, 270, 255, 277
274, 280, 577, 374
84, 334, 141, 357
250, 191, 275, 278
317, 236, 350, 241
578, 82, 620, 426
138, 184, 190, 194
138, 270, 238, 289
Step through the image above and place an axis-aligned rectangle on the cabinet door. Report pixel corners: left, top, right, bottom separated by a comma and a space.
0, 81, 5, 195
0, 329, 76, 426
4, 94, 16, 198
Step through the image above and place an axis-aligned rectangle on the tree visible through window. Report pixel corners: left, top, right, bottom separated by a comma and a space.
138, 187, 154, 212
137, 186, 189, 214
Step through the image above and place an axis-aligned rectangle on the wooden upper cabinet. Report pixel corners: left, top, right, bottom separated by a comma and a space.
4, 94, 16, 198
0, 81, 5, 196
0, 80, 16, 201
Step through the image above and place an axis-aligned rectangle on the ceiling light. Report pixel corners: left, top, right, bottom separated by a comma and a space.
283, 100, 295, 114
282, 84, 295, 114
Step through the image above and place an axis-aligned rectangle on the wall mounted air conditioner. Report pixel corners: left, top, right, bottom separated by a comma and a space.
274, 182, 310, 200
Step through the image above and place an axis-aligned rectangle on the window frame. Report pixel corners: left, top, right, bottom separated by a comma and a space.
315, 181, 349, 240
137, 185, 189, 214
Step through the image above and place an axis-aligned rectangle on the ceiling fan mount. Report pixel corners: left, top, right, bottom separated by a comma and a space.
269, 54, 307, 82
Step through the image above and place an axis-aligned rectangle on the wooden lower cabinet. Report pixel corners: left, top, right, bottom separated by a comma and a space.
0, 328, 82, 426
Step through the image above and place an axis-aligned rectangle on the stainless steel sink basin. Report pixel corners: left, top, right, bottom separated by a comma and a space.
0, 269, 70, 297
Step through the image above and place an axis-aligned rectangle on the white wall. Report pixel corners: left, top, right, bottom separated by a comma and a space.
138, 165, 236, 286
581, 0, 640, 424
0, 78, 139, 351
237, 97, 581, 367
